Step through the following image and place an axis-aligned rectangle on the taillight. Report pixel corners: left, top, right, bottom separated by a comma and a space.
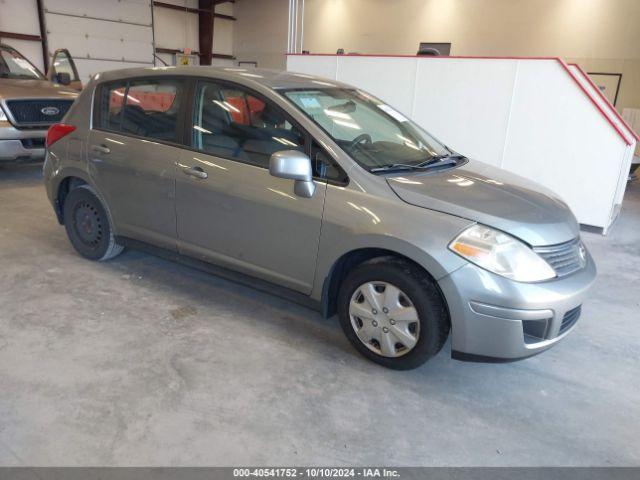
46, 123, 76, 148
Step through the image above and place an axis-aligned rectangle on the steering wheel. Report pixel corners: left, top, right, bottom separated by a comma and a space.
347, 133, 372, 150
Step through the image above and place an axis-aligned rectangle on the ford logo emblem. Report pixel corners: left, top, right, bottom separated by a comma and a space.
41, 106, 60, 116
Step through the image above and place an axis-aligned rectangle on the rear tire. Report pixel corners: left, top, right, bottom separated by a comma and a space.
337, 257, 449, 370
63, 185, 123, 261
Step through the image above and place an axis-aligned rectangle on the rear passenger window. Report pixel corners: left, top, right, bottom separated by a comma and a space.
121, 80, 183, 142
99, 82, 126, 131
191, 81, 304, 169
98, 78, 185, 143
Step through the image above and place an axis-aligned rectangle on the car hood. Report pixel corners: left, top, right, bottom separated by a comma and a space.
0, 78, 78, 100
386, 159, 579, 246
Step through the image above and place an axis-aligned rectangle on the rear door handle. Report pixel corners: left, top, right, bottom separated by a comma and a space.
182, 166, 208, 179
91, 144, 111, 154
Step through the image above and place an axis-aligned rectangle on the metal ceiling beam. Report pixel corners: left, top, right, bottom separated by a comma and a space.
198, 0, 214, 66
153, 1, 236, 20
0, 31, 42, 42
35, 0, 50, 72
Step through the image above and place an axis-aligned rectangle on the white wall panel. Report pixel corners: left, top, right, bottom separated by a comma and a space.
44, 0, 152, 25
337, 57, 417, 116
74, 58, 152, 81
212, 58, 235, 67
412, 59, 518, 170
0, 0, 40, 35
152, 2, 235, 60
45, 14, 153, 62
155, 52, 174, 67
287, 55, 337, 80
213, 17, 234, 55
42, 0, 153, 82
502, 60, 626, 229
153, 7, 198, 52
216, 2, 233, 16
288, 55, 637, 232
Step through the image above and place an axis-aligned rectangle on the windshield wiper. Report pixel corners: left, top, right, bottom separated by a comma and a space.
370, 164, 422, 173
370, 154, 464, 173
417, 153, 465, 166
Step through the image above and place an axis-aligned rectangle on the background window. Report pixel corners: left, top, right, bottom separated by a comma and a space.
192, 81, 304, 168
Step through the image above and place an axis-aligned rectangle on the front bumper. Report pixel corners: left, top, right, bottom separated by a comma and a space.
438, 250, 597, 361
0, 123, 47, 161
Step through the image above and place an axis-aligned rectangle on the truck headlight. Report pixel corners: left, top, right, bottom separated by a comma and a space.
449, 224, 556, 282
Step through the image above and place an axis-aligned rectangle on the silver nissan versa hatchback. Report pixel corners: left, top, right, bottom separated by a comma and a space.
43, 66, 596, 369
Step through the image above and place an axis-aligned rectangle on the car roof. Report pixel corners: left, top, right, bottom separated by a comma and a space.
92, 65, 352, 91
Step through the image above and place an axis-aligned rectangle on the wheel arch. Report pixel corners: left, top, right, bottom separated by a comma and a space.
52, 169, 111, 228
54, 175, 88, 223
318, 245, 452, 320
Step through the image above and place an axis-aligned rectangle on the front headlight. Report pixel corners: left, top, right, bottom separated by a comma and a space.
449, 224, 556, 282
0, 106, 7, 122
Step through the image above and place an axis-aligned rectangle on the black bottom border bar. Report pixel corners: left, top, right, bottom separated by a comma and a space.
0, 468, 639, 480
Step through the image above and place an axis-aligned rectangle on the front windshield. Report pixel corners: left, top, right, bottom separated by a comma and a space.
283, 88, 450, 170
0, 46, 44, 80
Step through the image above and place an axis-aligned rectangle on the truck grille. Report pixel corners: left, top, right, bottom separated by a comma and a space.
534, 238, 585, 277
5, 99, 73, 127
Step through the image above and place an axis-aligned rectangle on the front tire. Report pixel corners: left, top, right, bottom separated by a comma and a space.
63, 185, 123, 261
337, 257, 449, 370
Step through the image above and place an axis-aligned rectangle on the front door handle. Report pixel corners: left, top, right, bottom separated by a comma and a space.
182, 166, 208, 179
91, 144, 111, 154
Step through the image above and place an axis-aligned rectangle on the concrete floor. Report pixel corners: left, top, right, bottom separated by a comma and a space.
0, 164, 639, 467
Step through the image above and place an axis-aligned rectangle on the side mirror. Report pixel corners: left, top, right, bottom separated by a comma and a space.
55, 72, 71, 85
269, 150, 316, 198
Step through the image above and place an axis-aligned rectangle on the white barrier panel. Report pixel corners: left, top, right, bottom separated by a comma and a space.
287, 54, 638, 233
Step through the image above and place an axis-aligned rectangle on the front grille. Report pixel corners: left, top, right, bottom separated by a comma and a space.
534, 238, 585, 277
5, 99, 73, 127
559, 306, 581, 334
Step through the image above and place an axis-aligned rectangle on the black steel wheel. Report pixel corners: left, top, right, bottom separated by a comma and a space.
63, 185, 123, 261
